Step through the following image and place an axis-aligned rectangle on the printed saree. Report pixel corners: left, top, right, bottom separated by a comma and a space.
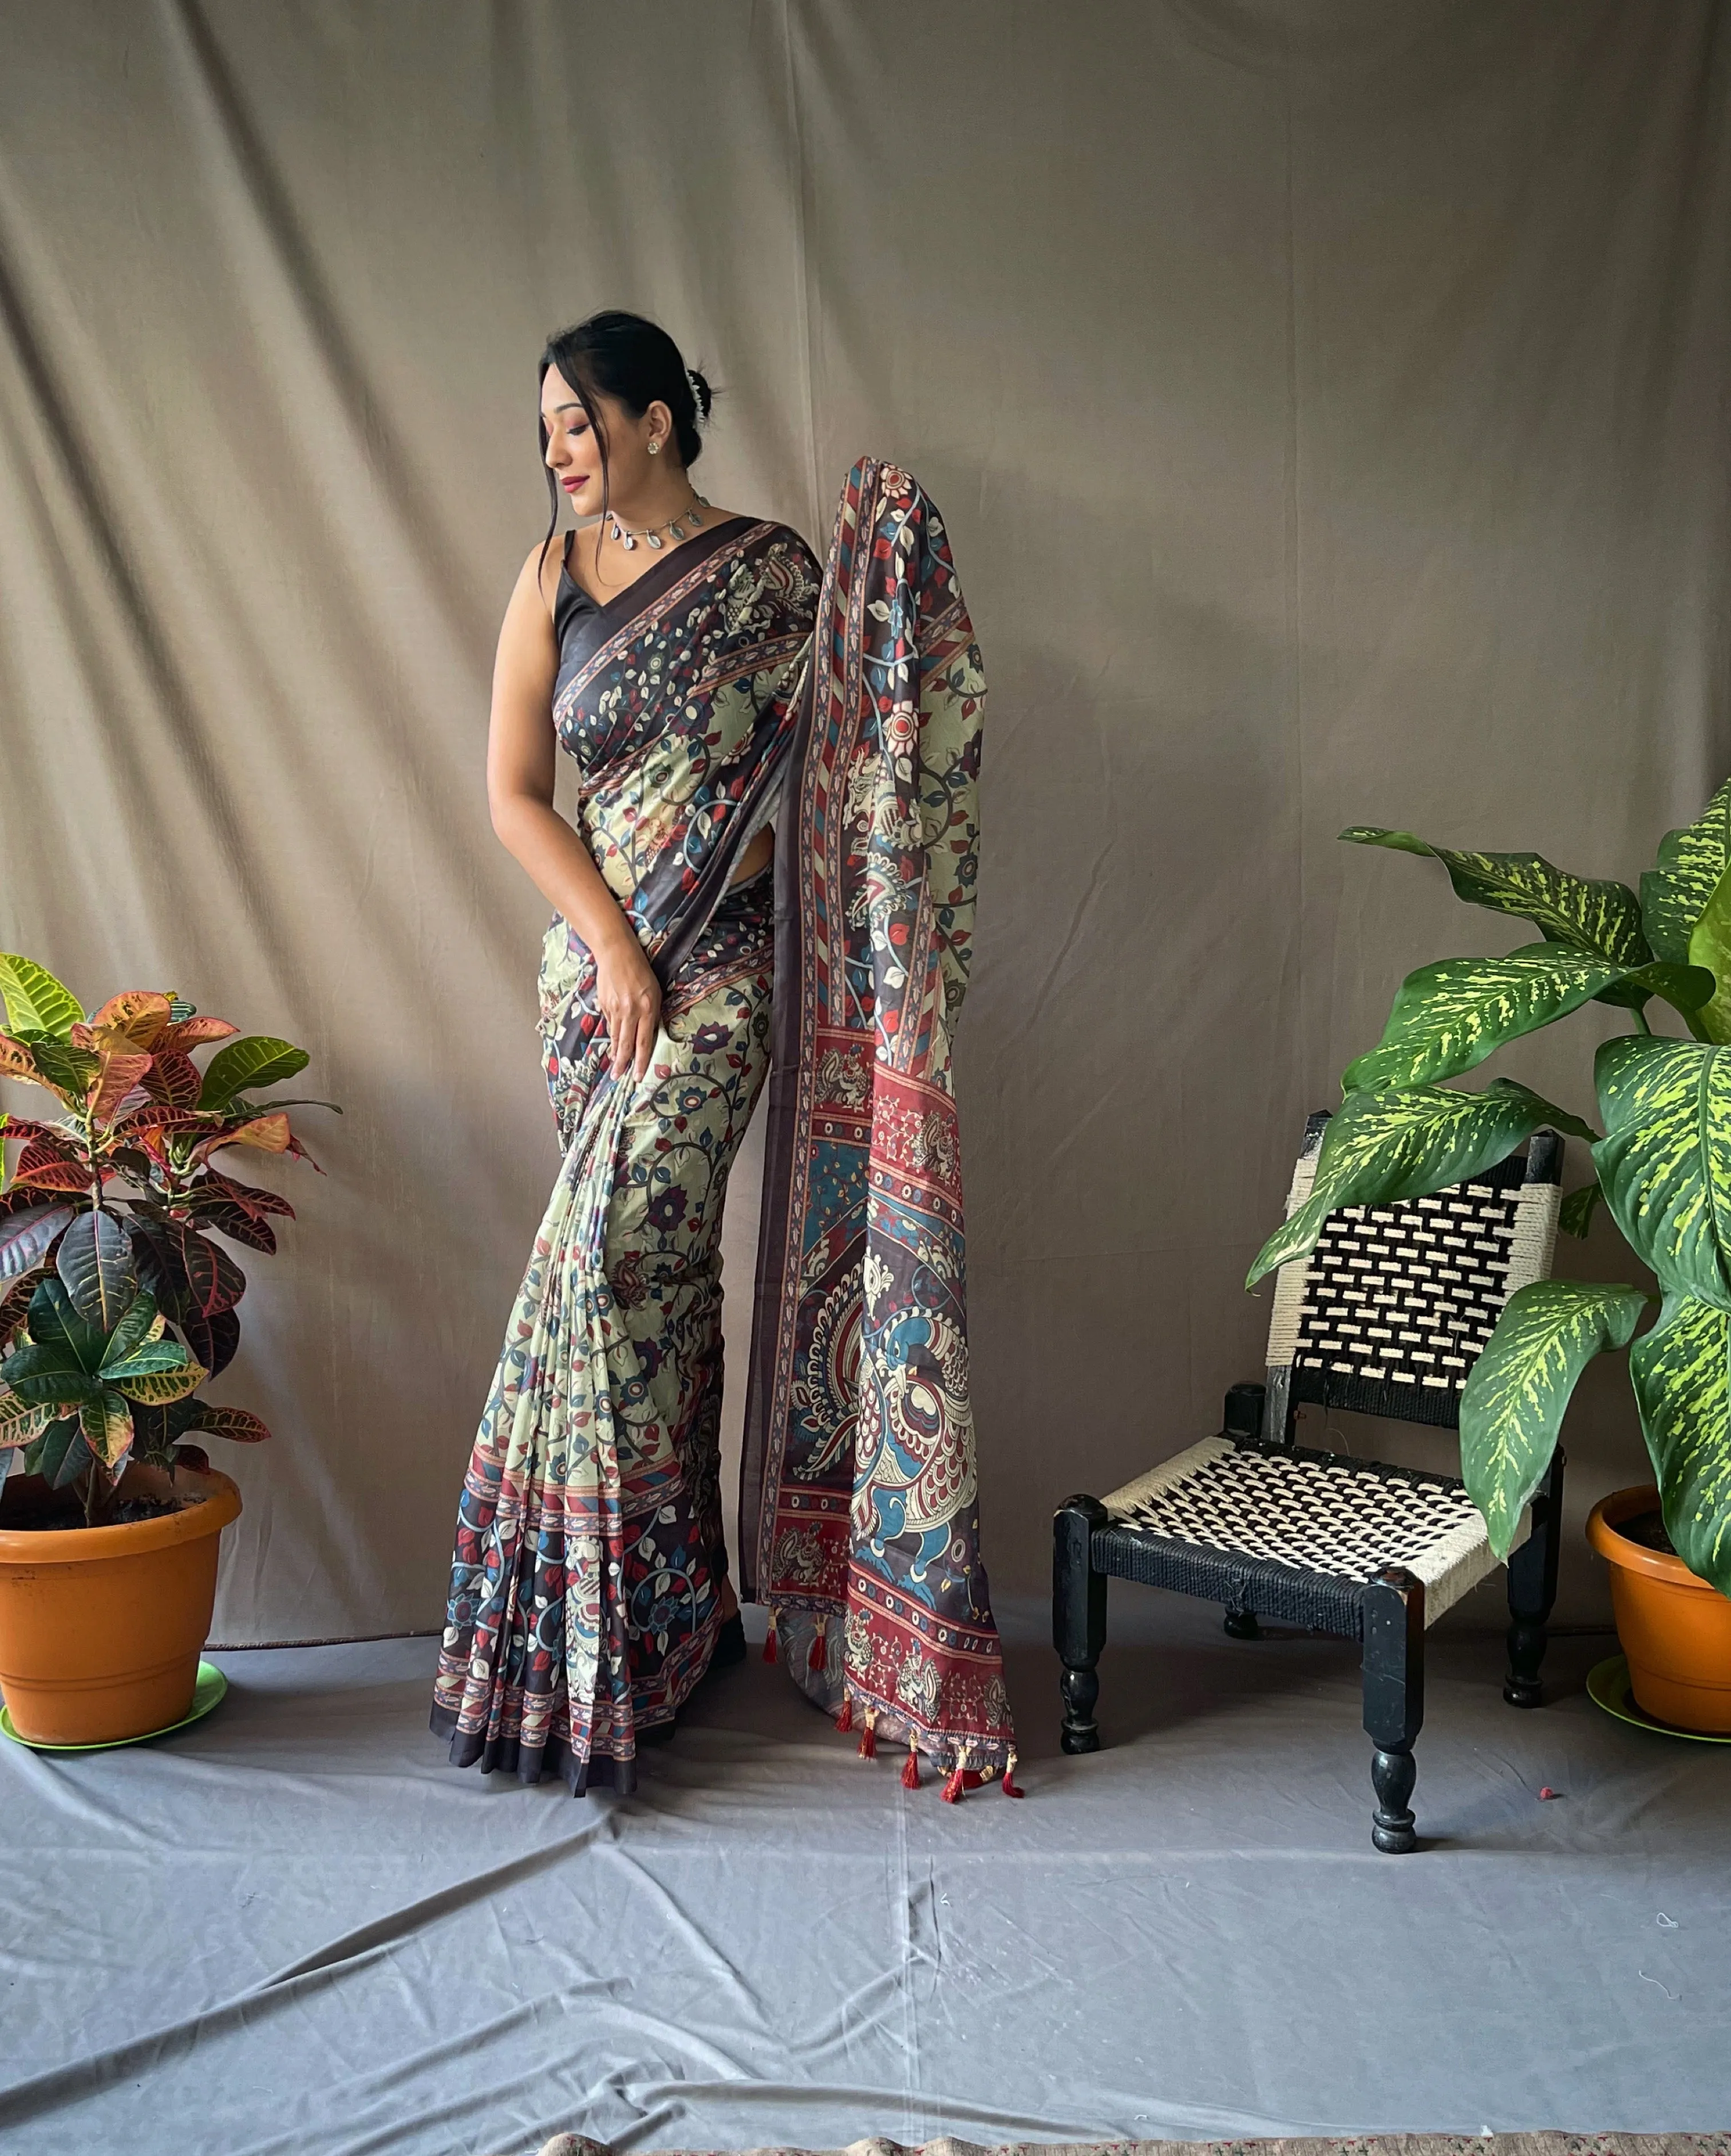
741, 459, 1016, 1794
434, 460, 1013, 1798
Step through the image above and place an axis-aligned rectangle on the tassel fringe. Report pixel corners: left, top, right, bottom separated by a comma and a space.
857, 1708, 878, 1761
808, 1618, 827, 1675
762, 1611, 777, 1664
941, 1765, 967, 1804
1002, 1748, 1024, 1799
833, 1698, 853, 1734
901, 1742, 921, 1790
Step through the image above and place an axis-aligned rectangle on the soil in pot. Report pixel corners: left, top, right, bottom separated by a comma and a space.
1588, 1485, 1731, 1735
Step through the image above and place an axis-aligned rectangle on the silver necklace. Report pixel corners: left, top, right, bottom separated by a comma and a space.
607, 492, 710, 553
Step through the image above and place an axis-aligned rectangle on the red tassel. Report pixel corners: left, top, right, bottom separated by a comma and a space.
762, 1612, 777, 1664
857, 1712, 878, 1761
833, 1698, 853, 1734
808, 1621, 827, 1675
1002, 1750, 1025, 1799
901, 1742, 921, 1790
941, 1765, 967, 1804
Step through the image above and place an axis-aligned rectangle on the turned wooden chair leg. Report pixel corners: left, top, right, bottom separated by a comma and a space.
1054, 1494, 1109, 1754
1362, 1566, 1425, 1855
1504, 1448, 1565, 1708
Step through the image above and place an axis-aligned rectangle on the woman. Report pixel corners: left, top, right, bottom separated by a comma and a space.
433, 310, 1015, 1798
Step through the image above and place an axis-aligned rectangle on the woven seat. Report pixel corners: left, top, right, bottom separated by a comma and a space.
1054, 1111, 1566, 1854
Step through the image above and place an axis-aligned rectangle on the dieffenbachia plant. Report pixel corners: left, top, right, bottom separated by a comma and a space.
0, 957, 334, 1513
1246, 778, 1731, 1595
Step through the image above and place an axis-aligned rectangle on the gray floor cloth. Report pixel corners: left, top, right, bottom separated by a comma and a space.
0, 1593, 1724, 2155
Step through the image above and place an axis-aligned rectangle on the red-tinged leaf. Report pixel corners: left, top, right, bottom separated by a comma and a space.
156, 1016, 239, 1054
183, 1402, 270, 1443
0, 1267, 42, 1346
9, 1150, 91, 1195
173, 1225, 245, 1317
182, 1196, 277, 1253
176, 1304, 240, 1379
1, 1119, 82, 1158
0, 1202, 76, 1281
200, 1168, 295, 1221
88, 1050, 153, 1127
211, 1113, 291, 1156
0, 1035, 38, 1081
137, 1050, 201, 1108
85, 991, 172, 1048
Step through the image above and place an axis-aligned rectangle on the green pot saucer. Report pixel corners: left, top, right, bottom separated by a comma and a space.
1586, 1654, 1731, 1745
0, 1660, 228, 1753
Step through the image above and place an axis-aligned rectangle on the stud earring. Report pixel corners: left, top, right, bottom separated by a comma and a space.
647, 440, 660, 455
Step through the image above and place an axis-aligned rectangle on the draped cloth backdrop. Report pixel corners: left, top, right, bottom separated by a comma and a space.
0, 0, 1726, 1640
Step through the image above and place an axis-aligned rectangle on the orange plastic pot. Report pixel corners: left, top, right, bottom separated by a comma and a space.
1587, 1484, 1731, 1734
0, 1464, 240, 1746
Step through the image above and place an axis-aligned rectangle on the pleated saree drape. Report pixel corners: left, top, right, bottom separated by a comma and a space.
435, 460, 1014, 1797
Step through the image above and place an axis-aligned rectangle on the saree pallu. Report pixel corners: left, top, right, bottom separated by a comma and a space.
433, 516, 820, 1794
742, 460, 1017, 1792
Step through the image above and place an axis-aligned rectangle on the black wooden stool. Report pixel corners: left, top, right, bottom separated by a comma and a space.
1054, 1113, 1566, 1853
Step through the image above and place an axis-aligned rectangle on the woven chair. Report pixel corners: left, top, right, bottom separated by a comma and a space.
1054, 1111, 1565, 1853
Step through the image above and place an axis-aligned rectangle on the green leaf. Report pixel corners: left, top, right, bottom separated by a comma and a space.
182, 1402, 271, 1443
0, 956, 83, 1039
1341, 830, 1650, 963
33, 1414, 92, 1490
56, 1209, 137, 1330
1560, 1183, 1603, 1239
1628, 1292, 1731, 1593
1342, 943, 1709, 1095
26, 1277, 105, 1374
0, 1362, 97, 1407
1247, 1082, 1555, 1288
26, 1037, 100, 1103
103, 1288, 161, 1366
1686, 857, 1731, 1045
1460, 1281, 1649, 1558
1642, 777, 1731, 966
197, 1037, 310, 1110
1592, 1036, 1731, 1311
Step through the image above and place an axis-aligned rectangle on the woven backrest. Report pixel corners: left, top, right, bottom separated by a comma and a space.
1261, 1110, 1563, 1437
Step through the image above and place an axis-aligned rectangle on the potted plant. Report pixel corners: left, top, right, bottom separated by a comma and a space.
1246, 778, 1731, 1733
0, 955, 329, 1744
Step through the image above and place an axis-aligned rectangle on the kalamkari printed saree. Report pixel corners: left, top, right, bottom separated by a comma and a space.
433, 460, 1014, 1798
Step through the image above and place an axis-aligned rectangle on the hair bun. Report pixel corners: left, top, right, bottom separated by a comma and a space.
686, 366, 713, 421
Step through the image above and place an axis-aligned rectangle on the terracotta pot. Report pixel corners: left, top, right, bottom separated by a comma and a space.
0, 1463, 240, 1745
1587, 1484, 1731, 1734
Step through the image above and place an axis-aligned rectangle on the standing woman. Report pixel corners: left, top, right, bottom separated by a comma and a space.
432, 311, 820, 1794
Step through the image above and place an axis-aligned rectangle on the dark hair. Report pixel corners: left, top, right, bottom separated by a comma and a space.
537, 310, 713, 568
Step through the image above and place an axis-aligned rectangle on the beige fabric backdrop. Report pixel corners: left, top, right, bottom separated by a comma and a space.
1, 0, 1726, 1641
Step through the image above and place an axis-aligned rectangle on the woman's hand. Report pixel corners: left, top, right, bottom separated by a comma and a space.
594, 927, 662, 1082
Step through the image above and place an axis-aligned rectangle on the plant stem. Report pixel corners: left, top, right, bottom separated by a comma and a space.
1632, 1008, 1653, 1036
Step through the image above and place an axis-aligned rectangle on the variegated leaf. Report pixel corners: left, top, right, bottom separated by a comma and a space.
1559, 1183, 1603, 1239
1342, 943, 1709, 1095
182, 1402, 271, 1443
1686, 859, 1731, 1045
78, 1388, 135, 1470
1247, 1081, 1559, 1288
1628, 1292, 1731, 1594
0, 1202, 76, 1281
0, 955, 84, 1039
1592, 1037, 1731, 1311
1642, 777, 1731, 967
109, 1359, 206, 1406
1340, 830, 1650, 963
1460, 1281, 1649, 1557
84, 991, 172, 1048
102, 1289, 163, 1367
0, 1391, 51, 1447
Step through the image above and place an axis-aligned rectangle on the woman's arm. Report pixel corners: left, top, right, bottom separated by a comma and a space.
487, 544, 662, 1081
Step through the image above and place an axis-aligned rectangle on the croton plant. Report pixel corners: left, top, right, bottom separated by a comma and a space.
1248, 777, 1731, 1596
0, 954, 329, 1521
